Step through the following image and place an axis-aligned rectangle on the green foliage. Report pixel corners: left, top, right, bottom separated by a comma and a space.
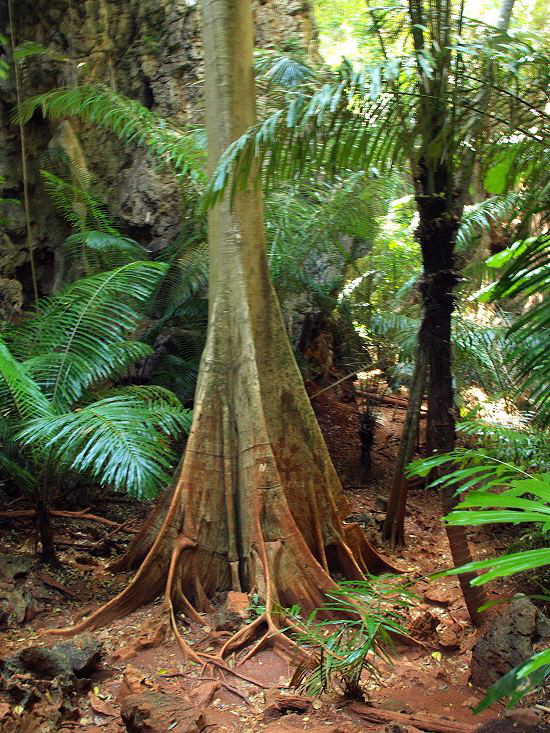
41, 170, 119, 235
474, 648, 550, 712
0, 262, 191, 500
0, 34, 8, 79
481, 235, 550, 426
408, 444, 550, 709
5, 262, 165, 410
15, 85, 207, 186
205, 22, 548, 205
289, 576, 416, 698
18, 388, 191, 499
457, 420, 550, 469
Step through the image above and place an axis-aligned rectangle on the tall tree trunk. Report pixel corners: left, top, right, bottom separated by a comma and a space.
416, 191, 486, 626
383, 348, 427, 548
52, 0, 393, 641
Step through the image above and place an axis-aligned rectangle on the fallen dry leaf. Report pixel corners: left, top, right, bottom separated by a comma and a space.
88, 692, 117, 717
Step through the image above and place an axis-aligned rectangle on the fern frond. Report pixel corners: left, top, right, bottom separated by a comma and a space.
4, 262, 167, 409
0, 341, 52, 423
16, 85, 206, 186
63, 230, 147, 271
18, 390, 191, 498
41, 170, 119, 235
456, 192, 519, 253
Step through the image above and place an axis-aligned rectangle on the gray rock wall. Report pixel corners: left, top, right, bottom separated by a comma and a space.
0, 0, 316, 302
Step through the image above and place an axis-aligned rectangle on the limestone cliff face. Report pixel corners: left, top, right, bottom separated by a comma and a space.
0, 0, 315, 303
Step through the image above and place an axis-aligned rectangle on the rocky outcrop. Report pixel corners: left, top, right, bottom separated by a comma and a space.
470, 595, 550, 689
0, 0, 316, 301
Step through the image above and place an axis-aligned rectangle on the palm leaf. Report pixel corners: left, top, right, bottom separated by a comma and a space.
4, 262, 167, 410
16, 85, 206, 186
18, 388, 191, 498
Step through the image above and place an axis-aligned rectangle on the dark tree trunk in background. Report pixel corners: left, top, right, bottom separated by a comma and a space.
415, 186, 486, 626
36, 493, 56, 563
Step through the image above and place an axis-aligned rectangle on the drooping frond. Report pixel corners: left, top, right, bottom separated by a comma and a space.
255, 49, 318, 91
63, 231, 147, 272
41, 170, 118, 235
4, 262, 167, 410
457, 420, 550, 470
482, 234, 550, 426
18, 388, 191, 498
456, 192, 520, 252
151, 239, 209, 325
0, 341, 52, 424
16, 85, 207, 186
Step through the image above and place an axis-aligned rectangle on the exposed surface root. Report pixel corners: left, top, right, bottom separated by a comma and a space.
0, 509, 136, 532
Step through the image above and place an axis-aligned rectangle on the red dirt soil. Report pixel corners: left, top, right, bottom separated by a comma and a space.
0, 385, 543, 732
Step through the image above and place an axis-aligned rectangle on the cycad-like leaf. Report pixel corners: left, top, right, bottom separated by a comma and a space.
18, 388, 192, 498
63, 231, 147, 271
0, 448, 37, 492
41, 170, 119, 235
16, 85, 206, 186
4, 262, 167, 409
481, 235, 550, 426
24, 341, 154, 410
254, 50, 318, 90
0, 341, 52, 423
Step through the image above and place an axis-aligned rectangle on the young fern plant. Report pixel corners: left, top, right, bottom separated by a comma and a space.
407, 447, 550, 710
0, 261, 192, 561
288, 576, 416, 700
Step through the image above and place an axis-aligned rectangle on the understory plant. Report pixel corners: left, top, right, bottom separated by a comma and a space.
0, 261, 192, 561
289, 575, 416, 699
408, 441, 550, 710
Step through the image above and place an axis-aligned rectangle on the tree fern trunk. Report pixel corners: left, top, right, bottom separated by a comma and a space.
36, 493, 56, 563
416, 191, 485, 625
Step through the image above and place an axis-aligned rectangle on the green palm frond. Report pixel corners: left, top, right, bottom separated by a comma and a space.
4, 262, 167, 409
0, 341, 52, 423
16, 85, 206, 186
24, 341, 154, 409
289, 575, 416, 697
151, 240, 209, 322
255, 49, 318, 91
18, 388, 191, 498
0, 447, 37, 492
481, 234, 550, 426
63, 230, 147, 271
206, 29, 548, 206
458, 420, 550, 469
41, 170, 119, 235
456, 192, 519, 253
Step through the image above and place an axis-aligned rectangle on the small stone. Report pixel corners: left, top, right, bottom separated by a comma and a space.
423, 587, 454, 605
436, 623, 461, 650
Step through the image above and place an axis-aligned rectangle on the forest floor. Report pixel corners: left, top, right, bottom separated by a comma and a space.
0, 384, 547, 733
